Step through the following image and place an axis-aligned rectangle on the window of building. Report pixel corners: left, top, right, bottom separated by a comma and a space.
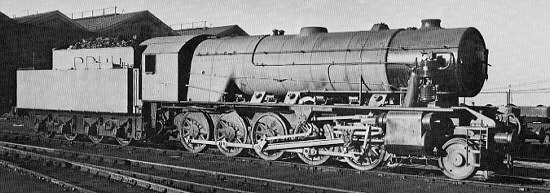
145, 54, 156, 74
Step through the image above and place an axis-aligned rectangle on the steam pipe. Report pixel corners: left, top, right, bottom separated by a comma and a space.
403, 70, 419, 107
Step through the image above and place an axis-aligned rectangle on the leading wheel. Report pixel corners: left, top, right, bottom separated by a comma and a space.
345, 145, 386, 171
215, 112, 248, 157
252, 113, 288, 161
175, 112, 212, 153
438, 138, 478, 180
296, 123, 332, 165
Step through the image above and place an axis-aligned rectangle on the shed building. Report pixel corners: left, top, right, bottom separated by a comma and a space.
74, 11, 177, 41
14, 10, 89, 32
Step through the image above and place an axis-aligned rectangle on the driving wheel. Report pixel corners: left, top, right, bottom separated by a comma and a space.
175, 112, 212, 153
252, 112, 288, 161
215, 112, 248, 157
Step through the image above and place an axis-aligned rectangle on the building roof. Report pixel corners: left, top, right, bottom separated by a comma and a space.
73, 10, 176, 35
13, 10, 87, 31
74, 11, 143, 32
175, 25, 249, 37
0, 12, 12, 23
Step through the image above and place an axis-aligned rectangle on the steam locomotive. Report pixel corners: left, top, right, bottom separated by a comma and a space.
16, 19, 529, 180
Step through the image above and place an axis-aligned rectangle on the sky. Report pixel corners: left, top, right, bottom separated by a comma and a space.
2, 0, 550, 106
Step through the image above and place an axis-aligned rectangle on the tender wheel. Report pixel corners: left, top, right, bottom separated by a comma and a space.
438, 138, 478, 180
116, 138, 133, 146
35, 119, 54, 138
175, 112, 212, 153
296, 123, 332, 165
87, 124, 103, 144
345, 145, 386, 171
88, 135, 103, 144
37, 128, 55, 138
62, 120, 77, 141
215, 112, 248, 157
115, 121, 133, 146
39, 132, 55, 138
252, 112, 288, 161
63, 133, 78, 141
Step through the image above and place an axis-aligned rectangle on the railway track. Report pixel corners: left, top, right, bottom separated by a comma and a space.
0, 160, 97, 193
0, 145, 255, 193
0, 150, 162, 193
0, 134, 360, 192
1, 129, 550, 192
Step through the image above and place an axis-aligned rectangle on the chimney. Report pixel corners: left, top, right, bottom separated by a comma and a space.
371, 23, 389, 31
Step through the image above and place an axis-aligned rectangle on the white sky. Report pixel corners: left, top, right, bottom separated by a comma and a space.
2, 0, 550, 106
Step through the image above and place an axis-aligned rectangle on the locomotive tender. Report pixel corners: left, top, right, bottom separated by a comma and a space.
17, 19, 521, 180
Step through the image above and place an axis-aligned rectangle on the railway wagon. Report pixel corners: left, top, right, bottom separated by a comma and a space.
503, 105, 550, 159
17, 19, 520, 180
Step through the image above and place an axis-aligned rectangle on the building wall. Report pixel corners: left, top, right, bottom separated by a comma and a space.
0, 11, 174, 113
0, 22, 92, 113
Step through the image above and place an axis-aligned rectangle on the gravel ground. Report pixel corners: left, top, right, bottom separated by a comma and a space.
0, 165, 73, 193
0, 155, 160, 193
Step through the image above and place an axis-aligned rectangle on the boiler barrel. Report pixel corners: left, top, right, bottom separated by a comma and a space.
188, 20, 487, 101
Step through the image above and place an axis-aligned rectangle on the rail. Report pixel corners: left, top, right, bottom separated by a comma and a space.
0, 139, 360, 193
2, 129, 550, 192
